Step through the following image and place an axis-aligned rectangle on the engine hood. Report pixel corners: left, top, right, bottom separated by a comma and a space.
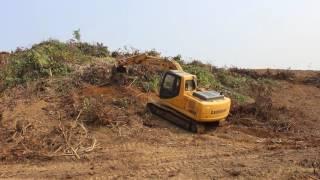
192, 91, 224, 101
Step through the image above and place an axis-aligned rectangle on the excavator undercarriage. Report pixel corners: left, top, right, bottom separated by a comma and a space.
147, 102, 206, 133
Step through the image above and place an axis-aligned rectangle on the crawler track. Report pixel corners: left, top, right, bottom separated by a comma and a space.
147, 102, 205, 133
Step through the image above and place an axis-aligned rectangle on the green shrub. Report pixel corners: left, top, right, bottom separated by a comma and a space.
173, 54, 185, 65
140, 74, 161, 93
145, 49, 161, 57
32, 40, 83, 62
0, 39, 114, 88
76, 42, 110, 57
232, 93, 248, 104
148, 75, 161, 93
216, 69, 248, 88
1, 40, 81, 86
183, 64, 222, 89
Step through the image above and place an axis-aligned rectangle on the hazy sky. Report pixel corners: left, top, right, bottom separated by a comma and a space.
1, 0, 320, 70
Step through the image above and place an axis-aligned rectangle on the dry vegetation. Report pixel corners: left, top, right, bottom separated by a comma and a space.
0, 39, 319, 179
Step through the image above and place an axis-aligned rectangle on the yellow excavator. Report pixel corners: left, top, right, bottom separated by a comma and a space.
116, 54, 231, 133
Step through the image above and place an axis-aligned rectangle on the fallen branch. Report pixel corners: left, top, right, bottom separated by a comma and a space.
84, 138, 97, 152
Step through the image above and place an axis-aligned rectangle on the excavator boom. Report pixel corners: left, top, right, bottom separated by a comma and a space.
117, 54, 183, 72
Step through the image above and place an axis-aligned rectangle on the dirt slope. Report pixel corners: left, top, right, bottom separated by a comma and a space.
0, 74, 319, 179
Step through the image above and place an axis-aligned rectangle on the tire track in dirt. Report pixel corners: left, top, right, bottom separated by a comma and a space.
88, 139, 261, 178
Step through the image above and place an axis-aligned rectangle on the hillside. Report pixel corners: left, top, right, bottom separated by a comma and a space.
0, 40, 319, 179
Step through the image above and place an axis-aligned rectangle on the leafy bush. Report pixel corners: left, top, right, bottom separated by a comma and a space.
141, 74, 161, 93
172, 54, 185, 65
232, 92, 248, 104
76, 42, 110, 57
145, 49, 161, 57
0, 39, 113, 88
216, 69, 248, 88
2, 40, 75, 86
111, 51, 121, 58
183, 64, 222, 89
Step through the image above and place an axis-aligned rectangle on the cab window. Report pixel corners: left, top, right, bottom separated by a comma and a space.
163, 74, 175, 90
185, 80, 196, 91
160, 73, 180, 98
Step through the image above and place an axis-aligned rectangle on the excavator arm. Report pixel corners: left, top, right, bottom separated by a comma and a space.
117, 53, 183, 72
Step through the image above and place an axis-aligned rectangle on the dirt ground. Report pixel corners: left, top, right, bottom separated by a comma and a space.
0, 75, 319, 179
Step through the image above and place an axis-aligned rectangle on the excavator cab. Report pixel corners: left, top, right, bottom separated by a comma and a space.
160, 71, 197, 99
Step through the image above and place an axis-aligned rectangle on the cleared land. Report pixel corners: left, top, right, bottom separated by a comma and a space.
0, 41, 319, 179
